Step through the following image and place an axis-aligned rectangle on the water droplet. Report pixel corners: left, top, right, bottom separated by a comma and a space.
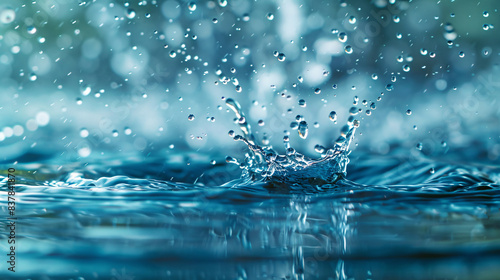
371, 73, 378, 80
393, 15, 400, 23
396, 33, 402, 39
124, 127, 132, 135
80, 128, 89, 138
483, 11, 489, 17
277, 53, 286, 61
188, 2, 197, 11
338, 32, 347, 43
429, 52, 436, 58
314, 144, 325, 154
298, 121, 308, 139
235, 85, 242, 92
212, 18, 218, 23
314, 88, 321, 94
258, 120, 265, 126
112, 130, 119, 137
297, 76, 303, 83
218, 0, 228, 7
27, 26, 37, 34
298, 99, 306, 107
145, 13, 151, 18
80, 85, 91, 96
420, 48, 428, 55
344, 45, 353, 54
459, 51, 465, 58
126, 9, 136, 19
416, 143, 423, 150
386, 84, 393, 91
76, 98, 83, 105
302, 46, 307, 51
29, 73, 37, 81
348, 16, 356, 24
0, 8, 16, 24
429, 168, 435, 174
406, 109, 412, 115
267, 13, 274, 20
483, 24, 491, 31
329, 111, 337, 122
188, 114, 195, 121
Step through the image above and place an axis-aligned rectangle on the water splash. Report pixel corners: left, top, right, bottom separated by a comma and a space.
225, 98, 358, 185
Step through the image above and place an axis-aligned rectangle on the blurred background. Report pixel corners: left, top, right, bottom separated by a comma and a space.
0, 0, 499, 166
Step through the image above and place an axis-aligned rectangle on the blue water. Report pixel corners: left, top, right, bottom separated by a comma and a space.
1, 0, 500, 279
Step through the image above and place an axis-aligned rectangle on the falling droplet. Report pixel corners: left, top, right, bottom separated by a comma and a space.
188, 2, 197, 11
125, 9, 136, 19
298, 121, 308, 139
344, 45, 353, 54
329, 111, 337, 122
338, 32, 347, 43
277, 53, 286, 61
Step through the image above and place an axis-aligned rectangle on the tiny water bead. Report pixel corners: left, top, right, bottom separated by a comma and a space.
344, 45, 353, 54
188, 114, 195, 121
403, 65, 410, 72
459, 51, 465, 58
483, 11, 489, 17
329, 111, 337, 122
298, 99, 306, 107
406, 109, 412, 115
0, 8, 15, 24
338, 32, 347, 43
416, 143, 423, 151
277, 53, 286, 62
27, 26, 37, 35
298, 121, 308, 139
188, 2, 197, 11
314, 88, 321, 94
348, 16, 356, 24
126, 9, 136, 19
266, 13, 274, 20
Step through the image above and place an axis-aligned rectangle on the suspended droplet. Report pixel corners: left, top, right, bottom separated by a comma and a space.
0, 8, 16, 24
344, 45, 353, 54
329, 111, 337, 122
298, 121, 308, 139
80, 128, 89, 138
277, 53, 286, 61
416, 143, 423, 150
125, 9, 136, 19
338, 32, 347, 43
188, 2, 197, 11
80, 85, 91, 96
27, 26, 37, 34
